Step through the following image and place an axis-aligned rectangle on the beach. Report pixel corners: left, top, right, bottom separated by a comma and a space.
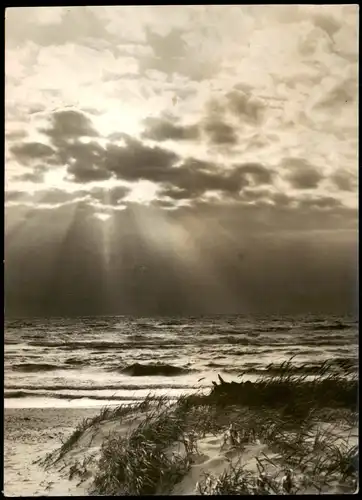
4, 407, 101, 496
4, 314, 358, 496
4, 314, 358, 495
4, 367, 358, 496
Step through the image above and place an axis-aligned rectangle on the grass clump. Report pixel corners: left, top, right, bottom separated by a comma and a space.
209, 357, 358, 416
92, 401, 194, 495
39, 394, 168, 468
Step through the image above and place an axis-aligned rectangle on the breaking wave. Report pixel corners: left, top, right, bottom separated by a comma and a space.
11, 363, 70, 372
118, 363, 192, 377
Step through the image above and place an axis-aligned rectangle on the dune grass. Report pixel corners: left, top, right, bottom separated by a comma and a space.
39, 394, 169, 467
41, 358, 358, 495
92, 402, 193, 495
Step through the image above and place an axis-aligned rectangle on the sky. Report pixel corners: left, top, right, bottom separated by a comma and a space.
5, 5, 358, 317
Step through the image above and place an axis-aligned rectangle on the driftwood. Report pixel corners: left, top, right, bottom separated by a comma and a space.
210, 375, 253, 401
212, 374, 250, 388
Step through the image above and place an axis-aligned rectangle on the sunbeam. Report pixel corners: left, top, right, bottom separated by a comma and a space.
127, 204, 243, 312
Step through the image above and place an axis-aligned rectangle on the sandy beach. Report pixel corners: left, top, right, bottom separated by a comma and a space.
4, 407, 100, 496
4, 370, 358, 497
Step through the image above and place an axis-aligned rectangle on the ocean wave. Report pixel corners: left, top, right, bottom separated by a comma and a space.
64, 358, 87, 366
4, 382, 196, 392
207, 362, 226, 368
4, 390, 178, 401
308, 323, 350, 331
11, 363, 70, 372
118, 363, 192, 377
26, 341, 180, 350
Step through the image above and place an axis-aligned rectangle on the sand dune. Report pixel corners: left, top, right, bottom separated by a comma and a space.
5, 402, 358, 496
4, 363, 358, 496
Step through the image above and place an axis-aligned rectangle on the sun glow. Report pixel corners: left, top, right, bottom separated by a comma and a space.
43, 167, 67, 187
94, 213, 111, 222
93, 107, 144, 139
124, 181, 160, 204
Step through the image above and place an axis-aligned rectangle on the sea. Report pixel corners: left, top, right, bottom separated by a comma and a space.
4, 314, 358, 409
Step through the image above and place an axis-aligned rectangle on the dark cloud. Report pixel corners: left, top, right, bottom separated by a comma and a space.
5, 190, 26, 203
37, 110, 108, 182
9, 109, 272, 196
331, 170, 357, 191
104, 136, 179, 182
158, 161, 274, 201
43, 109, 99, 143
9, 142, 56, 165
203, 118, 238, 145
67, 162, 113, 183
159, 159, 240, 199
15, 166, 47, 183
43, 123, 273, 196
226, 89, 265, 124
142, 116, 200, 141
283, 158, 323, 189
271, 192, 294, 208
60, 140, 105, 171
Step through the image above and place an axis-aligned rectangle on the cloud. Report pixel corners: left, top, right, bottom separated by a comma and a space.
104, 136, 179, 182
5, 7, 116, 49
8, 110, 106, 182
142, 116, 200, 141
15, 165, 47, 183
5, 190, 26, 203
283, 158, 323, 189
43, 109, 99, 143
331, 170, 357, 192
298, 196, 344, 210
203, 117, 238, 145
5, 185, 131, 209
5, 130, 28, 141
234, 163, 274, 185
9, 142, 56, 165
9, 107, 276, 199
226, 89, 265, 124
158, 160, 275, 201
67, 163, 113, 183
